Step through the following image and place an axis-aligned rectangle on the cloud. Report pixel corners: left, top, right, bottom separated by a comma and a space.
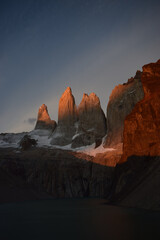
24, 118, 36, 125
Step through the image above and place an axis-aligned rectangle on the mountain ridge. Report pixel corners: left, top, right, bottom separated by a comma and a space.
1, 59, 160, 210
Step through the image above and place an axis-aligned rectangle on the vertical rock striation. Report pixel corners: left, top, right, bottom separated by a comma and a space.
122, 59, 160, 162
104, 72, 144, 148
51, 87, 77, 145
78, 93, 106, 136
58, 87, 77, 126
71, 93, 107, 148
51, 87, 107, 147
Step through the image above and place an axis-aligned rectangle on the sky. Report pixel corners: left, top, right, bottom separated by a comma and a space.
0, 0, 160, 133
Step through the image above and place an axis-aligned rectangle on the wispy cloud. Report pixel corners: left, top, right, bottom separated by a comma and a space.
24, 118, 36, 125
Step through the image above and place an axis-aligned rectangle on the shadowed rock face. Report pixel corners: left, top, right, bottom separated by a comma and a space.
104, 72, 144, 148
78, 93, 107, 137
122, 59, 160, 162
72, 93, 107, 148
35, 104, 57, 131
0, 148, 114, 200
109, 155, 160, 210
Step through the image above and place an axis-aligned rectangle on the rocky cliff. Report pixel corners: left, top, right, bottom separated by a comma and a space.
35, 104, 57, 131
1, 147, 160, 210
58, 87, 77, 125
72, 93, 107, 148
51, 87, 77, 145
121, 59, 160, 162
109, 155, 160, 210
78, 93, 106, 136
0, 148, 114, 200
51, 87, 107, 147
104, 72, 144, 148
1, 60, 160, 210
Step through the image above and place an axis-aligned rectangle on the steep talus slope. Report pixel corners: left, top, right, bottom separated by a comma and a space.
122, 59, 160, 162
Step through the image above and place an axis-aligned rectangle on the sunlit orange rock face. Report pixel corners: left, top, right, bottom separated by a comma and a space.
35, 104, 56, 130
104, 72, 144, 148
122, 59, 160, 162
51, 87, 77, 145
51, 87, 107, 147
58, 87, 77, 125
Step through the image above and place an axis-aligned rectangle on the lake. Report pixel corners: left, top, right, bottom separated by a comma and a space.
0, 199, 160, 240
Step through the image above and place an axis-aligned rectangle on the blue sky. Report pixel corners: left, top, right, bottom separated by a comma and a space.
0, 0, 160, 133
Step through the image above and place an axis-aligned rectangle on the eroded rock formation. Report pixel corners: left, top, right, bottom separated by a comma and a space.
35, 104, 57, 131
122, 59, 160, 162
104, 72, 144, 148
78, 93, 106, 136
72, 93, 107, 148
58, 87, 77, 125
51, 87, 77, 145
51, 87, 107, 147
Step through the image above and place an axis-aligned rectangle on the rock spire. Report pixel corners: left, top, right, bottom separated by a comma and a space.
35, 104, 57, 131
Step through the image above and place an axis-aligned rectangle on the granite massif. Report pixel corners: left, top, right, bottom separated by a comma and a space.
35, 104, 57, 131
1, 59, 160, 210
122, 59, 160, 162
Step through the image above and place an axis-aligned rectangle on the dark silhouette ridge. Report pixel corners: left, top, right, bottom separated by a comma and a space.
109, 155, 160, 210
0, 147, 114, 202
1, 146, 160, 210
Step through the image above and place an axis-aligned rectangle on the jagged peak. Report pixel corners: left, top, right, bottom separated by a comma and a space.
39, 104, 47, 110
78, 92, 100, 110
35, 104, 57, 130
82, 93, 89, 98
64, 86, 72, 94
38, 104, 51, 121
142, 59, 160, 74
58, 86, 77, 124
59, 87, 74, 102
89, 92, 99, 100
81, 92, 99, 100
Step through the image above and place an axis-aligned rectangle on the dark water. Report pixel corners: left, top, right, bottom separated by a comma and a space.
0, 199, 160, 240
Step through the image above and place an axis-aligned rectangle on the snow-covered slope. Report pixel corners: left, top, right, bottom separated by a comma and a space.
0, 131, 115, 157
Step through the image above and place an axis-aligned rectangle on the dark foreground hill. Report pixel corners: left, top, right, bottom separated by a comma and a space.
0, 147, 160, 210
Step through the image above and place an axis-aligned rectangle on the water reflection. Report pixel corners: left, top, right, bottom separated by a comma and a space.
0, 199, 160, 240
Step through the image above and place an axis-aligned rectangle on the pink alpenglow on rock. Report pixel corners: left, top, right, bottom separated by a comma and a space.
35, 104, 57, 131
51, 87, 77, 145
58, 87, 77, 125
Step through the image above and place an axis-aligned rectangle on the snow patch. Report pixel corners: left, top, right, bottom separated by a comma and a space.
0, 131, 115, 157
28, 130, 51, 147
76, 143, 115, 157
72, 133, 81, 140
129, 90, 136, 94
